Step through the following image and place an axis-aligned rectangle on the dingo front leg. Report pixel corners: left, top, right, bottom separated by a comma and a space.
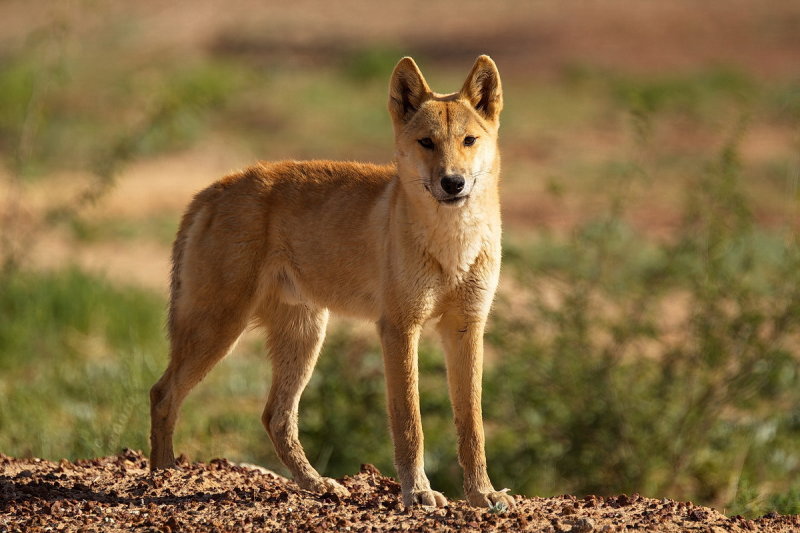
437, 312, 515, 509
378, 319, 447, 508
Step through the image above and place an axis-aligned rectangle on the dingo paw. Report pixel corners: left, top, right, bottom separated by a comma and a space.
466, 489, 515, 509
299, 476, 350, 498
404, 489, 448, 508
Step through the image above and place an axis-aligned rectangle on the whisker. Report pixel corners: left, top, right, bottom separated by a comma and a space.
470, 169, 493, 177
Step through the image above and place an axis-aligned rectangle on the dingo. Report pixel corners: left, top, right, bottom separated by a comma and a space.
149, 55, 513, 509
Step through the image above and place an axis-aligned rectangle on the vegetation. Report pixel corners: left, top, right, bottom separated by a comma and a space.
1, 13, 799, 519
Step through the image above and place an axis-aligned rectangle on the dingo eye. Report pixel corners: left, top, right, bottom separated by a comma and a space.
418, 138, 434, 149
464, 136, 477, 146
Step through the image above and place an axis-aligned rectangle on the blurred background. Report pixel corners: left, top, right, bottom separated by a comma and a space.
1, 0, 799, 517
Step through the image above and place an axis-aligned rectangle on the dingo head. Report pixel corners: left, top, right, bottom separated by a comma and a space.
388, 55, 503, 208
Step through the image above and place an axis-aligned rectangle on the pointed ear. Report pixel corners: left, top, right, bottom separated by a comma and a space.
460, 55, 503, 122
388, 57, 431, 124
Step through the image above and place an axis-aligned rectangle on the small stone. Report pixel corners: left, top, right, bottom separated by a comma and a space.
569, 517, 595, 533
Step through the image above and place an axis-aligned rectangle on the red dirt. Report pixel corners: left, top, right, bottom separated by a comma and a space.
1, 450, 798, 532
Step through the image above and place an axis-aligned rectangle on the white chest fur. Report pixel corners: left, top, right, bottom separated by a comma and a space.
418, 202, 498, 277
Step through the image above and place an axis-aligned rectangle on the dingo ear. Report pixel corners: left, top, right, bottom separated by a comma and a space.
388, 57, 431, 124
460, 55, 503, 122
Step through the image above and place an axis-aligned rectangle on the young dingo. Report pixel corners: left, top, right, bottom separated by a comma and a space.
149, 55, 514, 509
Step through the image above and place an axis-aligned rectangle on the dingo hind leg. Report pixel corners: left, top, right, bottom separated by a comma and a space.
260, 301, 349, 498
149, 308, 248, 469
150, 190, 263, 470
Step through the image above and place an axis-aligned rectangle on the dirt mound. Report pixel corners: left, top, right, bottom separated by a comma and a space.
1, 450, 797, 532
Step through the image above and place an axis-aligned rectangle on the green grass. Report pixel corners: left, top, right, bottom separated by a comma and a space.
0, 268, 165, 458
0, 267, 272, 464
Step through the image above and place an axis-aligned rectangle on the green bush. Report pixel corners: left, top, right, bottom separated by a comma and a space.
485, 126, 800, 512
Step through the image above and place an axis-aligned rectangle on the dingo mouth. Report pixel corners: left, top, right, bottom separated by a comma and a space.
440, 196, 468, 206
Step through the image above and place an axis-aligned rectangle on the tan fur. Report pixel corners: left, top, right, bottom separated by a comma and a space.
149, 55, 514, 509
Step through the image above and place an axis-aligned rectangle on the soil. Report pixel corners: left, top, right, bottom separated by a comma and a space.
1, 451, 797, 532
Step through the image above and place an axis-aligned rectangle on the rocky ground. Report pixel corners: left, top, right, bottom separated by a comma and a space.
1, 451, 798, 532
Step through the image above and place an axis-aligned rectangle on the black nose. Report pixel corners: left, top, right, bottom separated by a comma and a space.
440, 175, 465, 195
